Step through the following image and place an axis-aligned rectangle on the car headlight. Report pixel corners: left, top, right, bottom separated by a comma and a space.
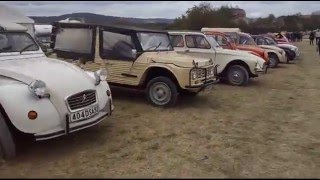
191, 69, 198, 80
207, 66, 215, 77
28, 80, 50, 98
94, 69, 108, 85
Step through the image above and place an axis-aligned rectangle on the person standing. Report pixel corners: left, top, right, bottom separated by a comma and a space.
317, 37, 320, 56
316, 29, 320, 44
310, 31, 315, 45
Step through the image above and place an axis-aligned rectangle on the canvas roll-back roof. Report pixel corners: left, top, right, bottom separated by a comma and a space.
0, 21, 28, 32
52, 21, 168, 34
0, 4, 34, 24
201, 28, 241, 33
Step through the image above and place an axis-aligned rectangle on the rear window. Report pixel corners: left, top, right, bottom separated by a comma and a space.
54, 28, 93, 53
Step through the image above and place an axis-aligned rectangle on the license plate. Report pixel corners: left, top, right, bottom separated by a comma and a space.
70, 105, 99, 122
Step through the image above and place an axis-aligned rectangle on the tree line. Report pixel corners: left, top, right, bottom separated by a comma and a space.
163, 2, 320, 34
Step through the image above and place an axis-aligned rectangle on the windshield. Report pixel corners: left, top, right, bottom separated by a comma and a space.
205, 35, 222, 49
0, 33, 39, 53
264, 37, 277, 45
137, 32, 173, 51
239, 34, 257, 45
224, 32, 238, 44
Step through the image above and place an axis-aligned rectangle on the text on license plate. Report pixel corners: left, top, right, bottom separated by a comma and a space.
70, 105, 99, 122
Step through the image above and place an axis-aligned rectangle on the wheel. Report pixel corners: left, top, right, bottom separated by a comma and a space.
0, 113, 16, 159
268, 54, 279, 68
146, 76, 179, 107
227, 65, 249, 86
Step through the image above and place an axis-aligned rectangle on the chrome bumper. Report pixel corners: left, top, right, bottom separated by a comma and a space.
34, 100, 113, 141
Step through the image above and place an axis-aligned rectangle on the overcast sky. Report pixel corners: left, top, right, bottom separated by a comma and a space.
1, 1, 319, 19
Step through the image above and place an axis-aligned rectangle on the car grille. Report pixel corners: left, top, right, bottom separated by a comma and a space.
196, 69, 206, 78
66, 90, 97, 111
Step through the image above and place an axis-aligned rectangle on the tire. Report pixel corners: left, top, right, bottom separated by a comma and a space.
146, 76, 179, 107
286, 54, 290, 64
0, 113, 16, 159
268, 53, 279, 68
227, 65, 249, 86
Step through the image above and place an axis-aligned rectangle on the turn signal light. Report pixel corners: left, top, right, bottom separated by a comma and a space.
28, 111, 38, 120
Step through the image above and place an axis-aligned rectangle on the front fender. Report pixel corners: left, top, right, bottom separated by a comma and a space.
140, 64, 188, 89
266, 49, 282, 61
0, 84, 61, 134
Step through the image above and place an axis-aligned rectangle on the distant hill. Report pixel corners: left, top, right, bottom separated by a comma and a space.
311, 10, 320, 15
29, 12, 174, 26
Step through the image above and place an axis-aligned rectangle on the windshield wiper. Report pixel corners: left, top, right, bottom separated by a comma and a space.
20, 44, 36, 54
153, 42, 162, 51
146, 42, 162, 51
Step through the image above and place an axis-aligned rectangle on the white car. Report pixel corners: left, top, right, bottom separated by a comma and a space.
0, 22, 114, 159
169, 31, 267, 86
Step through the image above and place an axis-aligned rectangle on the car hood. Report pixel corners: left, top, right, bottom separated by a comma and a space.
216, 48, 257, 58
258, 45, 283, 53
0, 56, 97, 116
276, 43, 297, 50
236, 45, 265, 55
145, 51, 213, 68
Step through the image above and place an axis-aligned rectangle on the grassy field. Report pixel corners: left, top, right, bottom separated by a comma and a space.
1, 40, 320, 178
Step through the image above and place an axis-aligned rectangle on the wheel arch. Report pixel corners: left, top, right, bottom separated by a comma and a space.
221, 59, 254, 77
140, 66, 181, 89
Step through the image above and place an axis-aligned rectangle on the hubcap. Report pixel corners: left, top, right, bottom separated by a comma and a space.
269, 57, 276, 67
149, 82, 171, 106
230, 70, 243, 84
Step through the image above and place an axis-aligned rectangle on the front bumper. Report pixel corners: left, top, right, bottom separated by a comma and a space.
280, 52, 287, 63
295, 49, 300, 57
255, 63, 268, 74
34, 99, 113, 141
185, 78, 220, 90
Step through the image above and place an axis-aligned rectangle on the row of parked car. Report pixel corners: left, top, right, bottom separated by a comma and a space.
0, 21, 300, 159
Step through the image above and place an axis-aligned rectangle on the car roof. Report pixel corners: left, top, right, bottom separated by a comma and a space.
168, 31, 205, 36
52, 21, 168, 34
201, 27, 241, 33
0, 21, 28, 32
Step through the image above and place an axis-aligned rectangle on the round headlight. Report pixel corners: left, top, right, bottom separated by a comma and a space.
191, 70, 197, 80
28, 80, 50, 98
94, 69, 108, 85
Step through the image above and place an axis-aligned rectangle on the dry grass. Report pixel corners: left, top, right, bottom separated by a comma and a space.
0, 40, 320, 178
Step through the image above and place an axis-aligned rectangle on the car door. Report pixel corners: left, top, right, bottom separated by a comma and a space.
100, 30, 139, 86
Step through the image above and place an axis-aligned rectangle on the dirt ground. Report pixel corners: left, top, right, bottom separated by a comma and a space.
1, 40, 320, 178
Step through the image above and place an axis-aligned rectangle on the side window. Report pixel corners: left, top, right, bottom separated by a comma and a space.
186, 35, 211, 49
102, 31, 136, 61
257, 38, 264, 45
195, 36, 211, 49
185, 35, 195, 48
169, 35, 184, 47
215, 35, 228, 46
265, 38, 271, 45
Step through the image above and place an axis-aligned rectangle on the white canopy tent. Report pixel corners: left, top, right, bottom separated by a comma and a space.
0, 4, 35, 37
